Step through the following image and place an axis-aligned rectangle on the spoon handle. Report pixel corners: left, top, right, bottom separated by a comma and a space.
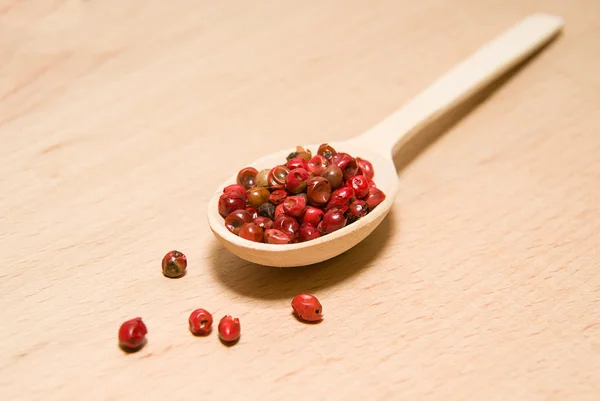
355, 13, 564, 156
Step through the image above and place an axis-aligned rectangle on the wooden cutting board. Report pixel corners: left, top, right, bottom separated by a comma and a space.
1, 1, 598, 400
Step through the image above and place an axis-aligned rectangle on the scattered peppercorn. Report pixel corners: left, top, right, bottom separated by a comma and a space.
162, 250, 187, 278
218, 144, 386, 244
118, 317, 148, 352
218, 315, 241, 344
189, 308, 213, 336
291, 294, 323, 322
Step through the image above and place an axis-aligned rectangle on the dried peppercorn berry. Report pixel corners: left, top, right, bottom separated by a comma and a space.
274, 203, 286, 220
254, 216, 274, 230
264, 228, 292, 244
258, 202, 275, 220
321, 164, 343, 190
238, 223, 263, 242
306, 176, 332, 206
218, 315, 241, 344
291, 294, 323, 322
347, 200, 369, 224
246, 207, 258, 220
285, 168, 311, 194
325, 186, 356, 213
283, 195, 307, 217
189, 308, 213, 336
162, 250, 187, 278
318, 209, 346, 234
223, 184, 248, 201
255, 168, 270, 187
317, 143, 337, 160
218, 192, 246, 218
345, 175, 370, 199
365, 187, 386, 209
300, 206, 324, 227
247, 187, 270, 209
269, 189, 288, 205
286, 157, 309, 171
298, 222, 320, 242
268, 165, 289, 189
287, 146, 312, 162
331, 152, 358, 180
236, 167, 258, 190
273, 215, 299, 239
118, 317, 148, 352
224, 209, 253, 235
356, 157, 374, 180
307, 155, 329, 176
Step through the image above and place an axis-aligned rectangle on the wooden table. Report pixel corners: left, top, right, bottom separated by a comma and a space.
1, 1, 598, 400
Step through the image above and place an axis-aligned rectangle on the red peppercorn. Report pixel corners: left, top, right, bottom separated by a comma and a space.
218, 315, 241, 343
264, 228, 292, 244
325, 186, 356, 212
291, 294, 323, 322
273, 215, 299, 239
268, 165, 289, 189
347, 200, 369, 224
319, 209, 347, 234
274, 203, 286, 220
218, 192, 246, 218
285, 168, 311, 194
365, 187, 386, 209
253, 216, 274, 230
317, 143, 337, 160
236, 167, 258, 190
345, 175, 370, 199
331, 152, 358, 180
321, 164, 343, 190
282, 195, 307, 217
306, 176, 332, 206
246, 207, 258, 220
286, 157, 309, 171
162, 250, 187, 278
356, 157, 374, 180
298, 222, 321, 242
307, 155, 329, 176
269, 189, 288, 205
224, 209, 253, 235
223, 184, 248, 201
188, 308, 213, 336
238, 222, 264, 242
300, 206, 324, 227
118, 317, 148, 352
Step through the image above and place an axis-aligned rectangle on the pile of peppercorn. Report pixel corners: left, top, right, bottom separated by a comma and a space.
217, 144, 386, 244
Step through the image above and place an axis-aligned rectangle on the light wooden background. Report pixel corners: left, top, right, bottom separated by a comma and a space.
1, 1, 599, 400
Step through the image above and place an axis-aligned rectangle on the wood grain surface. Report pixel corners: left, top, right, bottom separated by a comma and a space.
1, 1, 599, 400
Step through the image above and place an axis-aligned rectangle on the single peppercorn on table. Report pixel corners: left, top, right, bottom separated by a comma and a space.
1, 2, 599, 401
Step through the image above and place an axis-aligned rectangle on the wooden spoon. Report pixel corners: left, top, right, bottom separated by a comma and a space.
207, 13, 564, 267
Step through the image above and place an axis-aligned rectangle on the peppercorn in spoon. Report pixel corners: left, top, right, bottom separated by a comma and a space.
208, 13, 564, 267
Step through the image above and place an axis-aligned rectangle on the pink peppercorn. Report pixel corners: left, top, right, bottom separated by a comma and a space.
189, 309, 213, 336
291, 294, 323, 322
218, 315, 241, 343
118, 317, 148, 352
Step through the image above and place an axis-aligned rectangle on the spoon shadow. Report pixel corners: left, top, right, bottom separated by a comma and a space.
208, 209, 397, 300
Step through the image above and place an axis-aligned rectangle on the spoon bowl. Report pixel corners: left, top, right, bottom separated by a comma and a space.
207, 141, 399, 267
207, 13, 564, 267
